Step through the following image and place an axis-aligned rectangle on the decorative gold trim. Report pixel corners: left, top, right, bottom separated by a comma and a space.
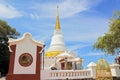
55, 6, 61, 30
45, 51, 63, 57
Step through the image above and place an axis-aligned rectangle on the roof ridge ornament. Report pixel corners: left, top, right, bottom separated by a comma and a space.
55, 5, 61, 30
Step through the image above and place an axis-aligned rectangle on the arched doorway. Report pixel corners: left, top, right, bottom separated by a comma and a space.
96, 58, 113, 80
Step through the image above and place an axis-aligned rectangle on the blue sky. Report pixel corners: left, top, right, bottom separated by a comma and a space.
0, 0, 120, 67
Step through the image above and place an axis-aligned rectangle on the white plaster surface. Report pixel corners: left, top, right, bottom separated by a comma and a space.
48, 30, 67, 51
13, 37, 36, 74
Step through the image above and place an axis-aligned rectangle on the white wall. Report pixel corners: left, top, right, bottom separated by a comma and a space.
110, 64, 120, 77
13, 38, 36, 74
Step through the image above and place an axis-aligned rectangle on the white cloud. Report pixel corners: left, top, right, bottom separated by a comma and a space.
29, 0, 102, 19
63, 16, 109, 43
67, 43, 91, 51
87, 52, 104, 56
0, 3, 23, 18
80, 52, 104, 57
30, 13, 40, 19
65, 32, 102, 42
58, 0, 89, 18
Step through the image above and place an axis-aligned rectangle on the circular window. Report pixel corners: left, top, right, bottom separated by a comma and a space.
19, 53, 33, 67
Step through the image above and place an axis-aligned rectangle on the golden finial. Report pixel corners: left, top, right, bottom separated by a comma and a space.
55, 5, 60, 30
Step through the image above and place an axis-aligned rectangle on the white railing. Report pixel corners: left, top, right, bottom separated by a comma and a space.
41, 69, 92, 80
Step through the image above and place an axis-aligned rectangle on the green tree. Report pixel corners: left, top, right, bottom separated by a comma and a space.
0, 20, 20, 76
93, 11, 120, 55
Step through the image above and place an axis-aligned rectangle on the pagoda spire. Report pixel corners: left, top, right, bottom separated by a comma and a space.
55, 5, 60, 30
45, 5, 67, 57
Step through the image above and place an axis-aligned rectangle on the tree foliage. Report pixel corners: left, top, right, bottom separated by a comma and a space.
93, 11, 120, 55
0, 19, 20, 76
0, 20, 20, 38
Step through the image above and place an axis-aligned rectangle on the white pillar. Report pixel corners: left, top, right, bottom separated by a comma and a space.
64, 57, 67, 70
87, 62, 96, 79
76, 62, 81, 70
57, 62, 61, 70
88, 66, 96, 79
72, 62, 75, 70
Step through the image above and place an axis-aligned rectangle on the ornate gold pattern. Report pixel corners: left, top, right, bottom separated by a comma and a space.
96, 58, 113, 80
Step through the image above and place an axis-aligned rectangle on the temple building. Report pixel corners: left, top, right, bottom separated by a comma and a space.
2, 5, 120, 80
41, 6, 120, 80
